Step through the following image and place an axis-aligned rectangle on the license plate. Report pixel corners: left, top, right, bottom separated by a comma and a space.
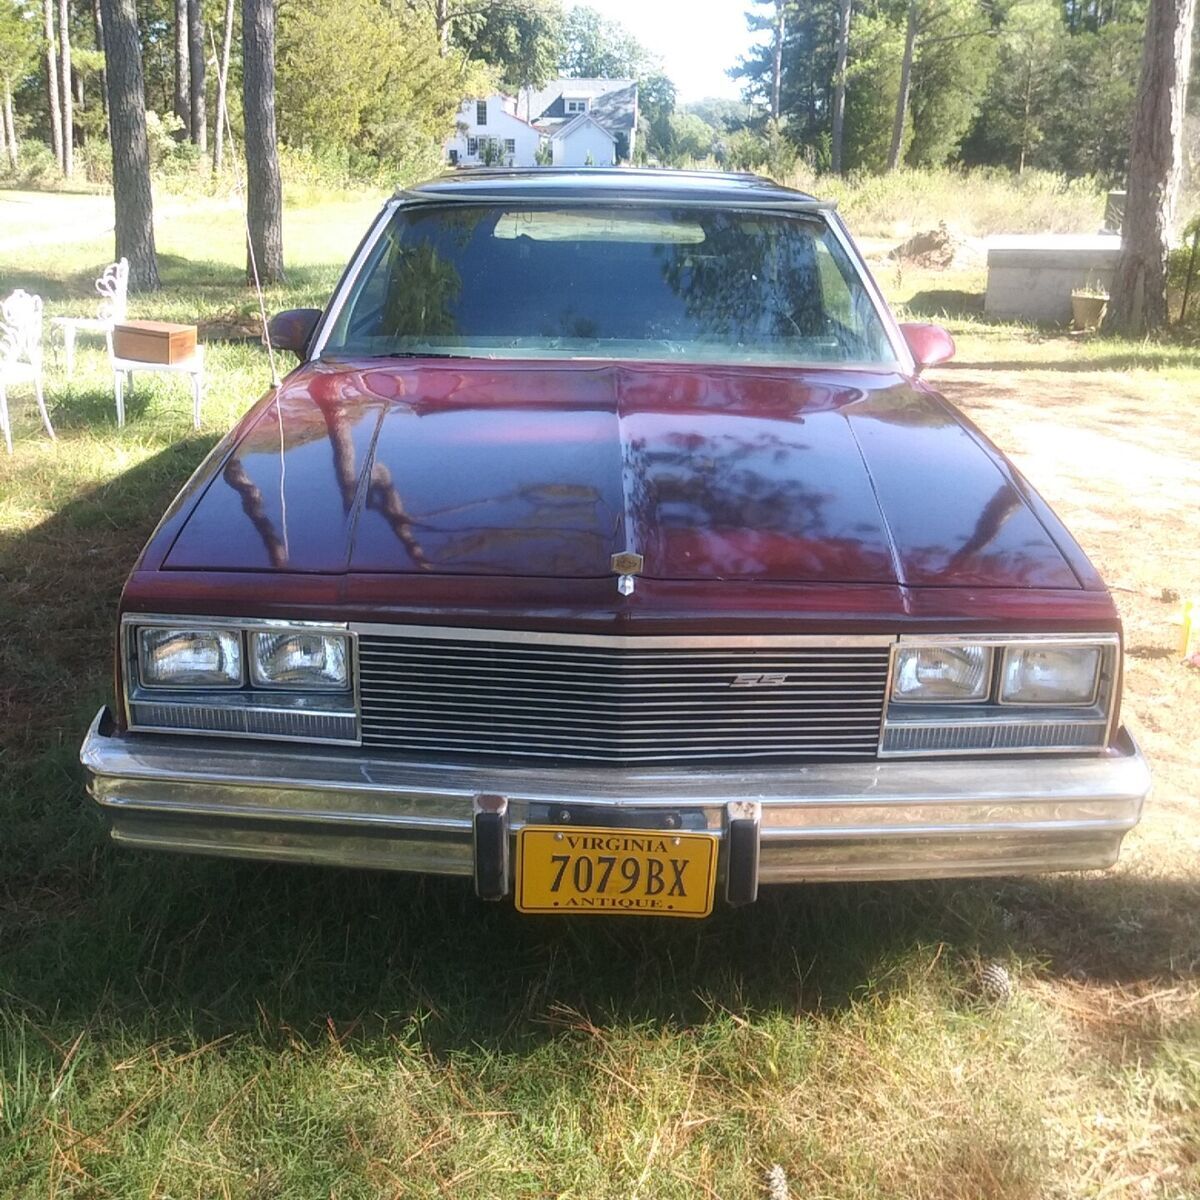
515, 825, 718, 918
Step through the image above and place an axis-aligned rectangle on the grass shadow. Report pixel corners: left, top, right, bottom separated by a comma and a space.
0, 441, 1195, 1070
902, 288, 986, 320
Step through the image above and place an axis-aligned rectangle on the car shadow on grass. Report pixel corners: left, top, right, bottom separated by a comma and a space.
1, 441, 1196, 1066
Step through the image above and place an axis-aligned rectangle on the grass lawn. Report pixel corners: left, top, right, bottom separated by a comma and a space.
1, 188, 1198, 1199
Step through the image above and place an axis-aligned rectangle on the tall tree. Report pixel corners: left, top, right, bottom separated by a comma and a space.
91, 0, 106, 127
770, 0, 785, 121
1103, 0, 1196, 333
887, 0, 918, 169
830, 0, 852, 171
242, 0, 283, 284
213, 0, 234, 171
188, 0, 205, 149
450, 0, 564, 103
173, 0, 189, 136
0, 0, 36, 168
42, 0, 61, 168
559, 4, 650, 77
100, 0, 159, 289
58, 0, 71, 174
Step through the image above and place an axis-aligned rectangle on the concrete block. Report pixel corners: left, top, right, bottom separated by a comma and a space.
984, 235, 1122, 323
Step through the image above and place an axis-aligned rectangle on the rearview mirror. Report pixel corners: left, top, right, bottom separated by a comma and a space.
898, 322, 955, 376
267, 308, 322, 358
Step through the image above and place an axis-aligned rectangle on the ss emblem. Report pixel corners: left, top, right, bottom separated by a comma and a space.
731, 672, 789, 688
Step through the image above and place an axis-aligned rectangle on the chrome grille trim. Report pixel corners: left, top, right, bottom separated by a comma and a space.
353, 626, 892, 765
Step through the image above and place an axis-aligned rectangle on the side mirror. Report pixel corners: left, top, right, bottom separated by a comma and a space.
267, 308, 322, 359
898, 322, 955, 376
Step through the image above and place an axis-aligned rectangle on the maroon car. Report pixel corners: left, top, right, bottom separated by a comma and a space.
81, 168, 1149, 918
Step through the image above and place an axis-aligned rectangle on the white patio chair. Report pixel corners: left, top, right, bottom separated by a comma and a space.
51, 258, 129, 378
0, 290, 55, 455
111, 344, 205, 430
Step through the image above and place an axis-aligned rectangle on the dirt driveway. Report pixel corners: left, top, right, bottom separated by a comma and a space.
933, 356, 1200, 869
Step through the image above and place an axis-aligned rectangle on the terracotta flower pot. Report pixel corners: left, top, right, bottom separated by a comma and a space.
1071, 293, 1108, 330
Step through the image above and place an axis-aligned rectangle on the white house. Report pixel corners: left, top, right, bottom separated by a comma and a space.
445, 79, 639, 169
444, 95, 543, 168
551, 113, 616, 167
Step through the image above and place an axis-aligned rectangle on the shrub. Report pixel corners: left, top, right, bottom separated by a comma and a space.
0, 139, 61, 190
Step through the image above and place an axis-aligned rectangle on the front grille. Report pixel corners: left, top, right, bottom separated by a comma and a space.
357, 630, 890, 765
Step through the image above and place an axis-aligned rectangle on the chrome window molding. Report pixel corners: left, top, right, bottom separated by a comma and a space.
308, 200, 399, 360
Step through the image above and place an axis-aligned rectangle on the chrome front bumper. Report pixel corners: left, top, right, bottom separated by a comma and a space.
80, 707, 1151, 896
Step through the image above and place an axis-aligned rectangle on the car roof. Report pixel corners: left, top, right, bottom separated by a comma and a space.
396, 167, 830, 209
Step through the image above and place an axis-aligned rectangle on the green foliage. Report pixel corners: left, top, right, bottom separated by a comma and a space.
452, 0, 564, 93
276, 0, 485, 180
0, 0, 38, 86
733, 0, 1149, 182
841, 7, 904, 172
684, 97, 756, 133
906, 0, 999, 166
963, 0, 1064, 170
665, 112, 717, 164
559, 4, 653, 77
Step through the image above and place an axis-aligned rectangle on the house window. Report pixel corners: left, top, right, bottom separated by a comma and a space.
565, 99, 588, 114
476, 100, 488, 125
504, 139, 516, 154
466, 137, 478, 156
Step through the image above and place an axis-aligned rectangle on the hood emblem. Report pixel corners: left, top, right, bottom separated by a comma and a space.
612, 551, 643, 596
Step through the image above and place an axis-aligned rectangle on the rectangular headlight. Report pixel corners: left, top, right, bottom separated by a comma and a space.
892, 644, 991, 703
249, 631, 350, 690
138, 627, 243, 688
1000, 645, 1101, 705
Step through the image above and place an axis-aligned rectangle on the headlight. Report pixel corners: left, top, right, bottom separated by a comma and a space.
138, 627, 243, 688
250, 631, 349, 690
892, 644, 990, 702
882, 634, 1118, 756
1000, 645, 1100, 705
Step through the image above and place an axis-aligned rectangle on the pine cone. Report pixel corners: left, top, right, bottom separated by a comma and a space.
978, 961, 1014, 1004
764, 1164, 789, 1200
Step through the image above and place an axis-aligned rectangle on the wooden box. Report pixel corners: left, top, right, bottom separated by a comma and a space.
112, 320, 197, 364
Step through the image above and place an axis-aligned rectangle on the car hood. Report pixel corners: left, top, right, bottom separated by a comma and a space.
162, 358, 1081, 589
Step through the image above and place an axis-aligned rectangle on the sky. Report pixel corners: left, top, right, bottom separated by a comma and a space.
569, 1, 767, 104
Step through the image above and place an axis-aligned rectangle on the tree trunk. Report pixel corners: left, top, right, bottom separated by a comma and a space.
92, 0, 107, 126
100, 0, 159, 290
830, 0, 852, 173
174, 0, 190, 138
59, 0, 73, 176
435, 0, 450, 55
214, 0, 235, 172
1018, 57, 1033, 173
1102, 0, 1197, 334
242, 0, 284, 284
771, 0, 785, 123
888, 0, 918, 171
0, 91, 6, 165
3, 80, 17, 168
188, 0, 207, 151
43, 0, 63, 170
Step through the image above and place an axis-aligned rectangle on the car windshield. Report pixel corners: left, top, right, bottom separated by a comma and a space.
321, 203, 897, 367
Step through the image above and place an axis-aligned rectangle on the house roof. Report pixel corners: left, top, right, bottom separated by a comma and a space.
550, 113, 616, 144
525, 79, 638, 135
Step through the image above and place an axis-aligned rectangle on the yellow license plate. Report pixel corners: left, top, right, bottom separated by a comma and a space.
516, 825, 718, 918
